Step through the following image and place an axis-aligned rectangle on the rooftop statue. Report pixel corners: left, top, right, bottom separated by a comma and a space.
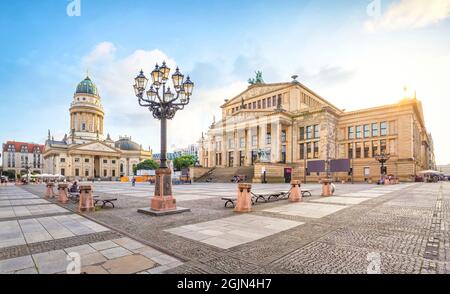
248, 71, 264, 85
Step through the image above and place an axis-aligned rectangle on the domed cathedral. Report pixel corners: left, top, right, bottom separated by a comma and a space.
70, 76, 105, 142
43, 75, 152, 180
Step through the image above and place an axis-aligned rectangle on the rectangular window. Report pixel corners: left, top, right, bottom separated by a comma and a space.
299, 127, 305, 141
348, 143, 353, 159
267, 98, 271, 108
272, 96, 276, 107
363, 125, 370, 138
380, 122, 388, 136
372, 141, 379, 156
239, 137, 245, 148
247, 103, 251, 109
74, 158, 80, 163
300, 143, 305, 160
75, 169, 79, 177
257, 100, 261, 109
313, 141, 319, 159
372, 123, 379, 137
60, 158, 65, 163
228, 139, 234, 149
252, 135, 257, 147
61, 168, 65, 176
355, 142, 362, 158
380, 140, 387, 154
306, 126, 313, 139
85, 158, 89, 163
314, 125, 320, 139
281, 130, 287, 143
112, 160, 116, 164
253, 101, 256, 109
103, 159, 108, 164
356, 126, 362, 139
104, 170, 107, 177
307, 142, 312, 159
112, 170, 116, 177
266, 133, 272, 145
348, 127, 354, 139
364, 142, 370, 158
262, 98, 266, 109
85, 170, 89, 177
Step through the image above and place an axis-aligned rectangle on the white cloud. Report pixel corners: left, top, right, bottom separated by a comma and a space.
365, 0, 450, 31
80, 42, 247, 152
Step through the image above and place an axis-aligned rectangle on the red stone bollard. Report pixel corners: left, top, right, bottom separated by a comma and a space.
58, 183, 69, 204
289, 180, 302, 202
79, 185, 95, 212
45, 182, 55, 198
234, 183, 252, 213
322, 178, 333, 197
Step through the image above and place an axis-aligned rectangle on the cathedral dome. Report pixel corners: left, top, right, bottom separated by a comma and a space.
115, 137, 141, 151
76, 76, 98, 96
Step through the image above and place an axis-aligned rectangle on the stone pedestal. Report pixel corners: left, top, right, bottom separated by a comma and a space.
79, 185, 94, 212
289, 180, 302, 202
45, 183, 55, 199
58, 183, 69, 204
138, 168, 190, 216
234, 183, 252, 213
322, 179, 333, 197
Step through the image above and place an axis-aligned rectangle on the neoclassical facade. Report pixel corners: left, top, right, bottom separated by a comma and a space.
198, 77, 435, 182
43, 76, 152, 180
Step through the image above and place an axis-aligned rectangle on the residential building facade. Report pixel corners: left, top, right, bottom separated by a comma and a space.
198, 77, 435, 182
2, 141, 44, 176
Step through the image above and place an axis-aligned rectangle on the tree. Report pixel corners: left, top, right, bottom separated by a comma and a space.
134, 159, 159, 174
173, 155, 196, 171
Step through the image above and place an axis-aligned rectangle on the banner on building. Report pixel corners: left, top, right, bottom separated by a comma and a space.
330, 159, 351, 172
307, 160, 326, 173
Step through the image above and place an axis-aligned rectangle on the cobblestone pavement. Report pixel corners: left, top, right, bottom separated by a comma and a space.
9, 181, 450, 274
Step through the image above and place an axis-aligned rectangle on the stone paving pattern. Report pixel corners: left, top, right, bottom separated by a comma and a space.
2, 181, 448, 274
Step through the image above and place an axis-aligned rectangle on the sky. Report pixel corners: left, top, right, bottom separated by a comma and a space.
0, 0, 449, 164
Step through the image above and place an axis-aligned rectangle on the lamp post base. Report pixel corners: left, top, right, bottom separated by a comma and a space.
137, 167, 191, 216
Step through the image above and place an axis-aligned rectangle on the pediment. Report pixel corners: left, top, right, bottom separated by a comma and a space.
224, 83, 292, 106
73, 142, 119, 153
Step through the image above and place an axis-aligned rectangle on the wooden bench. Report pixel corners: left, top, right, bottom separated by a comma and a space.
94, 197, 118, 208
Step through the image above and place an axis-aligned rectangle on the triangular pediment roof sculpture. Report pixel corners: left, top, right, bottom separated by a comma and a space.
222, 83, 293, 108
222, 82, 342, 113
71, 141, 120, 153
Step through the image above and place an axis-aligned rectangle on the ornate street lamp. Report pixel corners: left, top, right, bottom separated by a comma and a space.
133, 62, 194, 215
374, 152, 390, 183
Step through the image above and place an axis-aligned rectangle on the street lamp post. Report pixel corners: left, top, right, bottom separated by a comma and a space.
374, 152, 390, 184
133, 62, 194, 215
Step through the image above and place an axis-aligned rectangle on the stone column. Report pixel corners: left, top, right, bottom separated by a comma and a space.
45, 182, 55, 198
289, 180, 302, 202
321, 179, 333, 197
58, 183, 69, 204
234, 183, 252, 213
79, 185, 94, 212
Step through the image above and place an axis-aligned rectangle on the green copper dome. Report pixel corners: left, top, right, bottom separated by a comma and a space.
76, 76, 98, 95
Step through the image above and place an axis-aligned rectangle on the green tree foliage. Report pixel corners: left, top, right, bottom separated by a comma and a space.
134, 159, 159, 174
173, 155, 196, 171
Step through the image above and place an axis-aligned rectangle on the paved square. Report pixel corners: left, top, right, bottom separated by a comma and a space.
264, 202, 349, 218
165, 214, 303, 249
311, 196, 373, 205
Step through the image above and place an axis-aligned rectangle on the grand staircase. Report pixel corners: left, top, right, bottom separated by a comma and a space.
196, 166, 255, 183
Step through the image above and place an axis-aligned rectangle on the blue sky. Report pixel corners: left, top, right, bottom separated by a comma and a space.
1, 0, 450, 164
